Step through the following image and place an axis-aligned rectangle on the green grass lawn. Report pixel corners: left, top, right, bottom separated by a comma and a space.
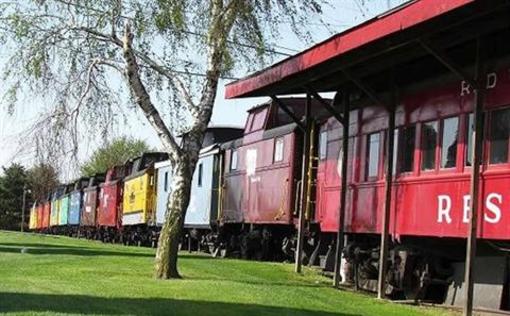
0, 231, 453, 316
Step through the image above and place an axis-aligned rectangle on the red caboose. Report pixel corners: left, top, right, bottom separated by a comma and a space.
40, 196, 51, 231
220, 98, 326, 259
80, 173, 105, 238
97, 163, 132, 242
36, 203, 44, 231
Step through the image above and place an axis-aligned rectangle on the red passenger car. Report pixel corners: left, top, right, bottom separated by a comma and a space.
97, 164, 132, 242
316, 66, 510, 239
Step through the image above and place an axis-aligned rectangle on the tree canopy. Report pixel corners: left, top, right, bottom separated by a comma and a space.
80, 137, 151, 176
26, 163, 59, 202
0, 164, 28, 230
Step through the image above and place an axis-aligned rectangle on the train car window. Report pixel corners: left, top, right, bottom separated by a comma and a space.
132, 158, 142, 173
366, 132, 380, 179
319, 131, 327, 160
250, 108, 267, 132
421, 121, 438, 170
392, 129, 399, 175
164, 171, 168, 192
465, 113, 474, 166
399, 126, 415, 173
441, 116, 459, 169
273, 137, 284, 162
489, 108, 510, 164
230, 150, 238, 170
198, 163, 203, 187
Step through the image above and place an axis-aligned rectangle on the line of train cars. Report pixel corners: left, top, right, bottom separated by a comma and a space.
29, 98, 328, 253
28, 63, 510, 305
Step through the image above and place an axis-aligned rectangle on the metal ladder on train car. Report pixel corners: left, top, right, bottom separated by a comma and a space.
305, 121, 319, 221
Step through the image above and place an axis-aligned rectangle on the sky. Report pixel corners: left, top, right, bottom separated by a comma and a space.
0, 0, 408, 178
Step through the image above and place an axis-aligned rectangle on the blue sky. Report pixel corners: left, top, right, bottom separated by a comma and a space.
0, 0, 407, 178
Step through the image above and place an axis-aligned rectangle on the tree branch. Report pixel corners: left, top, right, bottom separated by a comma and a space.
73, 24, 197, 114
121, 21, 181, 163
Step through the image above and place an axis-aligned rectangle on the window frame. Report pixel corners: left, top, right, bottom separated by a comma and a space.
420, 119, 440, 172
319, 130, 328, 160
197, 163, 203, 187
439, 115, 460, 171
249, 108, 268, 133
487, 107, 510, 167
397, 124, 417, 176
273, 137, 284, 163
463, 112, 475, 169
364, 131, 382, 181
230, 149, 238, 171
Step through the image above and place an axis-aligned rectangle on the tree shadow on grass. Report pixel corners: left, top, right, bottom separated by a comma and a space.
0, 292, 359, 316
0, 243, 218, 260
185, 276, 331, 289
0, 242, 100, 249
0, 245, 154, 258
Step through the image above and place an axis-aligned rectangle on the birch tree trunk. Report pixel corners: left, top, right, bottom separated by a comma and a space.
154, 158, 195, 278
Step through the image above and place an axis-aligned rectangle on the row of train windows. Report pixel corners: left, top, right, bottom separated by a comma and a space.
229, 137, 285, 171
163, 164, 204, 191
319, 107, 510, 179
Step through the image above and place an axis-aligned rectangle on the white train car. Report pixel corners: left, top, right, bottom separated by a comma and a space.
155, 127, 243, 248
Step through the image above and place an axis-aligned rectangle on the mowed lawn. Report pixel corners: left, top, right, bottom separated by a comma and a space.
0, 231, 453, 316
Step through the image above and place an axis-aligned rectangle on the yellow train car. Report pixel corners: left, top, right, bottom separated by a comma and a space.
29, 204, 38, 230
50, 197, 60, 226
122, 153, 168, 226
50, 186, 65, 226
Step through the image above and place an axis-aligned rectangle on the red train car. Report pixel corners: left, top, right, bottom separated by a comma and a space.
40, 196, 51, 231
97, 163, 132, 242
220, 98, 327, 259
316, 66, 510, 236
80, 174, 105, 238
36, 203, 44, 230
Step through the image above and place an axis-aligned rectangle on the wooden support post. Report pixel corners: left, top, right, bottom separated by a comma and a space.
377, 93, 396, 299
295, 94, 311, 273
333, 92, 350, 287
464, 38, 484, 316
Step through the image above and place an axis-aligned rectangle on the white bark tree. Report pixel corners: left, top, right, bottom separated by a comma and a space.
0, 0, 326, 279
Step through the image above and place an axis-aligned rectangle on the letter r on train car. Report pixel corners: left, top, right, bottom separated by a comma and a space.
437, 195, 452, 224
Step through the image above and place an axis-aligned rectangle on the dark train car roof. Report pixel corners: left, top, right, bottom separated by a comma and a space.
202, 126, 244, 148
125, 151, 168, 180
220, 138, 244, 150
84, 173, 106, 190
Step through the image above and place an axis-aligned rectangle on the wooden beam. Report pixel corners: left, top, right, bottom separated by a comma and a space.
270, 96, 306, 131
295, 94, 311, 273
377, 90, 397, 299
463, 37, 484, 316
418, 39, 479, 89
341, 69, 391, 111
309, 90, 345, 125
333, 92, 350, 288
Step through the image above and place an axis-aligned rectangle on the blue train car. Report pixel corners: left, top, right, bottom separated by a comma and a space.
68, 178, 89, 226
